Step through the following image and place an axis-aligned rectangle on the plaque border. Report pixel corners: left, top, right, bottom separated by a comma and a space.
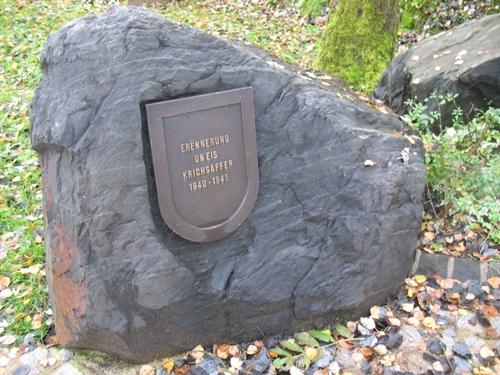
145, 87, 259, 243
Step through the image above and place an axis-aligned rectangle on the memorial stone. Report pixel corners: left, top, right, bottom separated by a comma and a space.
31, 6, 426, 361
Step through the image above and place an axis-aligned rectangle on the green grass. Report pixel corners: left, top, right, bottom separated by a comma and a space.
0, 0, 120, 343
158, 0, 321, 69
0, 0, 320, 342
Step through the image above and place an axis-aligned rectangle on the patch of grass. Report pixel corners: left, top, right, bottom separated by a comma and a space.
297, 0, 329, 17
0, 0, 115, 342
405, 93, 500, 245
158, 0, 321, 69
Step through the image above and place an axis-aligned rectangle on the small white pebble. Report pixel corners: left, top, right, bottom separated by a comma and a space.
479, 346, 495, 359
434, 66, 441, 71
380, 354, 396, 366
290, 366, 304, 375
408, 317, 420, 326
329, 362, 341, 375
454, 60, 464, 65
412, 55, 420, 61
0, 356, 10, 367
401, 303, 414, 312
347, 321, 357, 333
374, 345, 388, 356
352, 351, 364, 362
8, 348, 18, 358
139, 365, 154, 375
388, 317, 401, 327
433, 361, 444, 372
360, 316, 376, 330
230, 357, 242, 370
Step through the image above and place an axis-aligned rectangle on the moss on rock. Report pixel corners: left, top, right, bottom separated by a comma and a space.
315, 0, 399, 92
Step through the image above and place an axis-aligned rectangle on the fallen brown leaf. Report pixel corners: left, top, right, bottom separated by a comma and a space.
475, 304, 497, 318
338, 339, 354, 350
487, 276, 500, 289
0, 276, 10, 288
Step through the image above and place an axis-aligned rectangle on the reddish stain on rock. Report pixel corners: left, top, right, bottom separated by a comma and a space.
40, 152, 87, 345
50, 225, 87, 346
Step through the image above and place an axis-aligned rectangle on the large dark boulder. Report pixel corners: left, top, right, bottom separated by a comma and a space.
31, 6, 425, 361
375, 14, 500, 124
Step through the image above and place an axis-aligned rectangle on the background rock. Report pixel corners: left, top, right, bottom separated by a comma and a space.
31, 6, 425, 361
375, 14, 500, 126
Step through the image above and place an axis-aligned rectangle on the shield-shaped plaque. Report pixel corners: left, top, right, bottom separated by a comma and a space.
145, 87, 259, 242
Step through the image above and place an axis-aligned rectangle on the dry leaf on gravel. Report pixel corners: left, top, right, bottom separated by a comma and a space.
32, 314, 43, 329
214, 343, 239, 359
162, 358, 175, 373
487, 276, 500, 289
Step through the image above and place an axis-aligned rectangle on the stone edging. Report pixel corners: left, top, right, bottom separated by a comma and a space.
410, 249, 500, 281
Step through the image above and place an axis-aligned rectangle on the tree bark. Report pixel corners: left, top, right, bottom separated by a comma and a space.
315, 0, 400, 92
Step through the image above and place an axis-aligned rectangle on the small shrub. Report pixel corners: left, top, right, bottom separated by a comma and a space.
404, 93, 499, 245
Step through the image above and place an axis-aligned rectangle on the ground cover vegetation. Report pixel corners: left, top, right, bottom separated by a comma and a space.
405, 94, 500, 257
0, 0, 498, 357
400, 0, 499, 35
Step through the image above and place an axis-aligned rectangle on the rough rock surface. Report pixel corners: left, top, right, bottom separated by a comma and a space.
31, 6, 425, 361
375, 14, 500, 124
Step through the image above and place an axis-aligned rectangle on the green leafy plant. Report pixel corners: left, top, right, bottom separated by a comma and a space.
404, 93, 500, 245
270, 326, 352, 371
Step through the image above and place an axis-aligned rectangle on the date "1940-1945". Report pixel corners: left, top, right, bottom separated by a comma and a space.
188, 173, 229, 192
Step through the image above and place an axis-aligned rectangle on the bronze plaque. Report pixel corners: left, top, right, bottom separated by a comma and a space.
145, 87, 259, 242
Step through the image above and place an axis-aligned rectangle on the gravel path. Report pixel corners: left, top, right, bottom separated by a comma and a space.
2, 274, 498, 375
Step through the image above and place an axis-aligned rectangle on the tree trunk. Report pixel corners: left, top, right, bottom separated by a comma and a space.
315, 0, 399, 92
